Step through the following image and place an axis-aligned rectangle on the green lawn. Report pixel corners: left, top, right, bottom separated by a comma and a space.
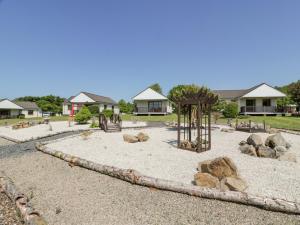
121, 114, 300, 131
0, 115, 70, 127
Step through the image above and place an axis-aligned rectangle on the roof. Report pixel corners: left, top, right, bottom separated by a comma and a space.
132, 87, 169, 101
81, 92, 117, 105
63, 96, 75, 104
0, 99, 24, 110
14, 101, 40, 110
213, 83, 286, 100
69, 92, 117, 105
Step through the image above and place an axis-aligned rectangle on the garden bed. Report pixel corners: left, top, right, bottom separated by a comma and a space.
39, 127, 300, 212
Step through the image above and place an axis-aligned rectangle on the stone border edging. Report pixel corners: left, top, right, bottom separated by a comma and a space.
0, 171, 48, 225
35, 143, 300, 215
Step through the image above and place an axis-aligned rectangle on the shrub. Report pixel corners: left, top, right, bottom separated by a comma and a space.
88, 105, 99, 115
223, 102, 238, 118
75, 106, 92, 124
102, 109, 113, 118
212, 112, 222, 124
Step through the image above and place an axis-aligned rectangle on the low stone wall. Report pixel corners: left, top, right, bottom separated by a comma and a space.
0, 171, 48, 225
35, 143, 300, 214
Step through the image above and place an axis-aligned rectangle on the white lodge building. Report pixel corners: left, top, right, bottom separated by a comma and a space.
132, 87, 173, 115
213, 83, 286, 115
63, 92, 119, 116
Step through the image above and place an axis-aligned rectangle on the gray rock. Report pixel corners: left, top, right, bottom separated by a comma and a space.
239, 144, 257, 157
265, 133, 291, 149
247, 134, 263, 148
257, 146, 276, 158
274, 146, 288, 157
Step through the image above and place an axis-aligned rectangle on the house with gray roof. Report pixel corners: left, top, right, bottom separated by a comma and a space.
63, 92, 119, 116
14, 101, 42, 118
213, 83, 286, 115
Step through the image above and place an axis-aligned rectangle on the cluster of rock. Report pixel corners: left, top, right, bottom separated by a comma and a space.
239, 133, 296, 162
180, 138, 208, 150
123, 132, 149, 143
237, 121, 265, 130
194, 157, 247, 192
12, 121, 32, 130
220, 128, 235, 133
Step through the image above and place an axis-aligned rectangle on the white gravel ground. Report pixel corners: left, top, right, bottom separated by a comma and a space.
0, 121, 148, 142
47, 127, 300, 203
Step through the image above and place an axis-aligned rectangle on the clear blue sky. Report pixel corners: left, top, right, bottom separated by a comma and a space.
0, 0, 299, 101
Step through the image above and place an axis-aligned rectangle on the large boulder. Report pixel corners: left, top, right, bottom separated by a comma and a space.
202, 157, 238, 180
278, 152, 297, 163
239, 144, 257, 157
198, 160, 212, 172
137, 132, 149, 142
123, 134, 139, 143
265, 133, 291, 149
194, 172, 220, 188
247, 134, 263, 148
257, 146, 276, 158
221, 177, 247, 192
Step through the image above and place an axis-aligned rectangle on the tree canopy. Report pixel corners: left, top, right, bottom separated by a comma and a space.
14, 95, 64, 113
118, 99, 134, 114
288, 80, 300, 106
149, 83, 162, 94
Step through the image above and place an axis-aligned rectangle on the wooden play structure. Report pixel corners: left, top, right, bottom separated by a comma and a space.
99, 113, 122, 132
172, 88, 218, 152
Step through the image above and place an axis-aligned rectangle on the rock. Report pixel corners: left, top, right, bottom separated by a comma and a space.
194, 172, 220, 188
247, 134, 263, 148
267, 128, 279, 134
274, 146, 288, 157
123, 134, 139, 143
198, 160, 212, 172
219, 178, 230, 192
239, 144, 257, 157
205, 157, 238, 180
239, 140, 247, 146
278, 152, 297, 163
136, 132, 149, 142
222, 177, 247, 192
265, 133, 291, 149
257, 146, 276, 158
221, 128, 234, 133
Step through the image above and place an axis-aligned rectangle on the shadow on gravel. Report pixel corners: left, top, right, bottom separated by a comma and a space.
0, 131, 83, 159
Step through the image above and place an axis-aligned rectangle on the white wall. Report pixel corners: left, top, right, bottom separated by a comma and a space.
10, 109, 21, 117
21, 109, 42, 118
63, 104, 71, 115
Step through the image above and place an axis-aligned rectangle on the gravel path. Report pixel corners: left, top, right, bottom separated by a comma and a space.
0, 192, 23, 225
46, 127, 300, 203
1, 151, 299, 225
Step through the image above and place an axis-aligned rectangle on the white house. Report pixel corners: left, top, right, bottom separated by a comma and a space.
63, 92, 119, 116
0, 99, 42, 119
213, 83, 286, 115
132, 87, 173, 115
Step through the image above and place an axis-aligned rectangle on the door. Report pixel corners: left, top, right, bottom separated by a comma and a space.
246, 99, 256, 112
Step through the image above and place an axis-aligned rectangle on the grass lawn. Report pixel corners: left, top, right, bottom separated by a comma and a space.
122, 114, 300, 131
0, 115, 70, 127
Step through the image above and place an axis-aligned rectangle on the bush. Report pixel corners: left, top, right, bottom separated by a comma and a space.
75, 106, 92, 124
88, 105, 99, 115
223, 102, 238, 118
102, 109, 113, 118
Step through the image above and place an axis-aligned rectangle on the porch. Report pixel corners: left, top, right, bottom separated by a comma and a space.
240, 106, 284, 115
133, 106, 168, 115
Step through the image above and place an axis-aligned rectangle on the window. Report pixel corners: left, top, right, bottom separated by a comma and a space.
263, 99, 271, 107
104, 105, 107, 110
28, 110, 34, 115
148, 101, 162, 112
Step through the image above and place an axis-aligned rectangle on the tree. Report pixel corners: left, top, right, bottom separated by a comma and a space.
223, 102, 238, 118
75, 106, 92, 124
168, 84, 212, 113
288, 80, 300, 108
118, 99, 134, 114
149, 83, 162, 94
